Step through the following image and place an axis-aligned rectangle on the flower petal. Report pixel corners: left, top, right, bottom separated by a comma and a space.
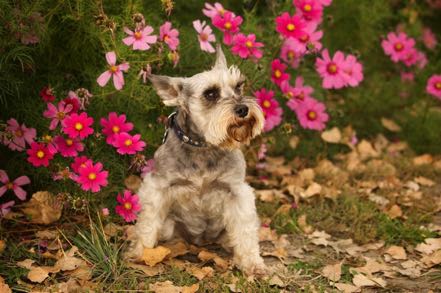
97, 71, 112, 87
105, 51, 116, 65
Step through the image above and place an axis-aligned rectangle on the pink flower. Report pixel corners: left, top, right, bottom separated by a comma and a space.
231, 33, 264, 59
284, 76, 314, 109
71, 156, 92, 174
203, 2, 227, 19
3, 119, 36, 151
54, 135, 84, 157
381, 32, 415, 63
422, 28, 437, 50
159, 22, 180, 51
40, 86, 55, 103
255, 89, 283, 132
257, 143, 267, 160
27, 142, 54, 167
141, 159, 155, 178
115, 190, 141, 222
280, 37, 306, 68
100, 112, 134, 145
63, 91, 81, 112
400, 72, 414, 82
426, 74, 441, 100
62, 112, 94, 139
43, 101, 73, 130
123, 26, 157, 51
298, 22, 323, 52
294, 0, 324, 23
97, 51, 130, 90
76, 161, 108, 193
271, 59, 290, 87
0, 170, 30, 201
315, 49, 349, 89
52, 167, 76, 181
101, 208, 110, 217
193, 20, 216, 53
319, 0, 332, 6
212, 11, 242, 45
42, 134, 58, 155
295, 98, 329, 131
342, 54, 363, 87
0, 201, 14, 217
112, 132, 146, 155
275, 12, 306, 39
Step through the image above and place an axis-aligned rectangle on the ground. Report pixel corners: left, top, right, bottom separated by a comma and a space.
0, 133, 440, 292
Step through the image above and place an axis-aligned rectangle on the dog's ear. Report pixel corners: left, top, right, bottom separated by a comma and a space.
214, 44, 227, 70
148, 74, 185, 106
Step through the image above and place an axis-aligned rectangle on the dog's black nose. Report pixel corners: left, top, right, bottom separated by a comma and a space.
234, 104, 249, 118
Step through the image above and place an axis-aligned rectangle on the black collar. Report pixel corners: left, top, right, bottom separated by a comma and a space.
162, 111, 206, 147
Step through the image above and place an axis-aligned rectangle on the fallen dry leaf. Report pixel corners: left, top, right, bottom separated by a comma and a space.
352, 273, 386, 288
17, 259, 35, 269
268, 275, 285, 287
385, 245, 407, 260
385, 205, 403, 219
35, 230, 59, 240
289, 135, 300, 149
357, 140, 379, 160
0, 276, 11, 293
127, 262, 164, 277
297, 214, 314, 234
198, 250, 229, 270
321, 262, 342, 282
381, 118, 401, 132
301, 182, 322, 198
321, 127, 342, 143
414, 176, 435, 187
21, 191, 62, 224
27, 266, 49, 283
142, 246, 171, 266
415, 238, 441, 255
187, 266, 214, 280
55, 255, 85, 271
149, 281, 198, 293
335, 282, 360, 293
124, 175, 142, 192
0, 240, 5, 254
421, 250, 441, 268
163, 241, 189, 258
413, 154, 433, 166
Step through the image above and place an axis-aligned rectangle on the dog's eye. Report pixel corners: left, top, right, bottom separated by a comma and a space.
235, 81, 245, 94
203, 88, 219, 101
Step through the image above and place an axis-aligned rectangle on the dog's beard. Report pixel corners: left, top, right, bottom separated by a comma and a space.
227, 116, 256, 144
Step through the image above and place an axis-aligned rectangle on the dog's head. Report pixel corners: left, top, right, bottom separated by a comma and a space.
149, 45, 264, 149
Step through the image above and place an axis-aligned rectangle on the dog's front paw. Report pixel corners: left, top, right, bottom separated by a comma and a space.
235, 256, 268, 278
124, 240, 144, 262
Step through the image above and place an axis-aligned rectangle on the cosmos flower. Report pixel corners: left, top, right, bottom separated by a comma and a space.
53, 135, 84, 157
426, 74, 441, 100
0, 170, 30, 201
193, 20, 216, 53
100, 112, 134, 145
115, 190, 141, 222
27, 142, 54, 167
203, 2, 227, 19
123, 25, 157, 51
297, 22, 323, 52
381, 32, 415, 63
0, 201, 15, 217
141, 159, 155, 178
284, 76, 314, 110
63, 91, 81, 113
315, 49, 349, 89
62, 112, 94, 139
159, 22, 180, 50
342, 54, 364, 87
271, 59, 290, 87
422, 27, 437, 50
295, 97, 329, 131
280, 37, 306, 68
43, 101, 73, 130
112, 132, 146, 155
40, 86, 55, 103
255, 88, 283, 132
71, 156, 92, 174
231, 33, 264, 59
293, 0, 324, 23
97, 51, 130, 90
212, 11, 242, 45
3, 119, 36, 151
75, 161, 108, 193
275, 12, 306, 39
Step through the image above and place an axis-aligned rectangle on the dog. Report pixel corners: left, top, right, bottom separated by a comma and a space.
127, 45, 267, 276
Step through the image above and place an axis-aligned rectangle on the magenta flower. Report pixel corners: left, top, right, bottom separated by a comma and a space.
295, 97, 329, 131
71, 156, 92, 174
40, 86, 55, 103
159, 22, 180, 51
102, 208, 110, 217
298, 22, 323, 52
193, 20, 216, 53
422, 28, 437, 50
212, 11, 243, 45
62, 112, 94, 139
112, 132, 146, 155
284, 76, 314, 109
381, 32, 415, 63
27, 142, 54, 167
271, 59, 290, 87
318, 0, 332, 6
255, 88, 283, 132
400, 72, 415, 82
280, 37, 306, 68
3, 119, 36, 151
294, 0, 324, 23
315, 49, 349, 89
63, 91, 81, 113
43, 101, 73, 130
0, 170, 30, 201
97, 51, 130, 90
203, 2, 227, 19
426, 74, 441, 100
123, 26, 157, 51
141, 159, 155, 178
275, 12, 306, 39
115, 190, 141, 222
0, 201, 14, 217
54, 135, 84, 157
342, 54, 363, 87
100, 112, 134, 145
231, 33, 264, 59
76, 161, 108, 193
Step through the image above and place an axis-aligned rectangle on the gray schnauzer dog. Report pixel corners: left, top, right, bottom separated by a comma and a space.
128, 45, 267, 276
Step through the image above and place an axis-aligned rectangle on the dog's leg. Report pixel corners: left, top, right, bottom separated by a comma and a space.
126, 175, 170, 260
224, 182, 267, 276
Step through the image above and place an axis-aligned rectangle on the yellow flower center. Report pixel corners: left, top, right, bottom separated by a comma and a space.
7, 182, 14, 189
287, 23, 296, 31
112, 126, 120, 133
200, 33, 208, 41
287, 51, 295, 59
74, 122, 83, 131
37, 150, 45, 158
274, 70, 282, 78
88, 173, 96, 180
219, 8, 225, 16
262, 100, 271, 108
134, 31, 142, 40
246, 41, 253, 48
124, 202, 132, 210
435, 82, 441, 90
124, 139, 133, 146
296, 93, 305, 100
15, 130, 23, 137
43, 135, 52, 142
224, 22, 232, 30
66, 139, 73, 146
80, 163, 86, 169
394, 42, 403, 51
110, 66, 118, 73
304, 4, 312, 12
57, 112, 65, 119
327, 63, 337, 74
300, 34, 309, 42
163, 35, 169, 41
307, 111, 317, 120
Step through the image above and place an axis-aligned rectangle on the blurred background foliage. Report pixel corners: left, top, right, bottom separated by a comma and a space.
0, 0, 440, 198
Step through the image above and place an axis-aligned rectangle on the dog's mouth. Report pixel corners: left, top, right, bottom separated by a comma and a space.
226, 116, 257, 144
